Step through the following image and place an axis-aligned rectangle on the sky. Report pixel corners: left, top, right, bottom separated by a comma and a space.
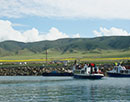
0, 0, 130, 42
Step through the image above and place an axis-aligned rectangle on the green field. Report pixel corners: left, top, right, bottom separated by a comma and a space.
0, 36, 130, 63
0, 49, 130, 62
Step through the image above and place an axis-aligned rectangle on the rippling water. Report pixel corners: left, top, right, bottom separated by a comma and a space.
0, 76, 130, 102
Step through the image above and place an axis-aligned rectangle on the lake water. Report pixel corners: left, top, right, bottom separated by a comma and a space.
0, 76, 130, 102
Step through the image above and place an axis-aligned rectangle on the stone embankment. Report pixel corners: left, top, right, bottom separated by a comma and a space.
0, 66, 72, 76
0, 64, 114, 76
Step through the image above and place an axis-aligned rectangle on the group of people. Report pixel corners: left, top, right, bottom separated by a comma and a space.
114, 62, 123, 66
74, 62, 99, 74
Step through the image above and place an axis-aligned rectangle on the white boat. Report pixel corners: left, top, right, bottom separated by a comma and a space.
107, 65, 130, 77
73, 64, 104, 79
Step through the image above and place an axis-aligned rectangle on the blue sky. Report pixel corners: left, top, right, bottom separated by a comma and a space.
3, 17, 130, 37
0, 0, 130, 42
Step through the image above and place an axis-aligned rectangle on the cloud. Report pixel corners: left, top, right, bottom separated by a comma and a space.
11, 23, 28, 27
93, 27, 130, 37
0, 20, 25, 42
44, 27, 69, 40
0, 0, 130, 19
0, 20, 79, 42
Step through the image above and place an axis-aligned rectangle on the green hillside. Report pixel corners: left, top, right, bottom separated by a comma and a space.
0, 36, 130, 59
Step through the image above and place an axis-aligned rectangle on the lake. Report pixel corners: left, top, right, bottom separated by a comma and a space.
0, 76, 130, 102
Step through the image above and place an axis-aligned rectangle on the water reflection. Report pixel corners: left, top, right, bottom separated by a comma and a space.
0, 77, 129, 102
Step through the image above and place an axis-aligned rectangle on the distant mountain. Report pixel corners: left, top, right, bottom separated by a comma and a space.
0, 36, 130, 56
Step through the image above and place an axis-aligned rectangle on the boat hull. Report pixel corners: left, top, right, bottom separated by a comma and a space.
107, 72, 130, 77
73, 74, 104, 79
42, 72, 73, 76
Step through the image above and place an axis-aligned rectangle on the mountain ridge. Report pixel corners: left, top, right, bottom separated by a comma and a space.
0, 36, 130, 56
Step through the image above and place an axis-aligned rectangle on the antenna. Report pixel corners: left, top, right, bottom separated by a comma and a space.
46, 49, 48, 64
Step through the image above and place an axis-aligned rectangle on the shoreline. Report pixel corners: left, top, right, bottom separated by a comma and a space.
0, 66, 73, 76
0, 63, 127, 76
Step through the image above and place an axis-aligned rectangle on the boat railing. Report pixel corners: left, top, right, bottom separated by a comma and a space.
120, 70, 130, 74
110, 65, 130, 74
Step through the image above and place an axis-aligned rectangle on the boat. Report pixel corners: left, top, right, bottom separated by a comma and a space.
73, 63, 104, 79
42, 71, 73, 76
107, 65, 130, 77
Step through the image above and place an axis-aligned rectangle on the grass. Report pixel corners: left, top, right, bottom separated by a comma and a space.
0, 49, 130, 63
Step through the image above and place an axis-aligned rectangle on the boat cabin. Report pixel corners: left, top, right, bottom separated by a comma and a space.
110, 65, 130, 74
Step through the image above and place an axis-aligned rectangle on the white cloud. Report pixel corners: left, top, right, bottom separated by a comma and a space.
0, 20, 25, 42
11, 23, 28, 27
0, 0, 130, 19
44, 27, 69, 40
0, 20, 79, 42
93, 27, 130, 37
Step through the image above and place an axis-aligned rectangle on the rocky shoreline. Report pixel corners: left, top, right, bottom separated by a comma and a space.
0, 66, 73, 76
0, 63, 115, 76
0, 61, 129, 76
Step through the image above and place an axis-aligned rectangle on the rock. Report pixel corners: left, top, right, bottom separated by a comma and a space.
0, 65, 73, 76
